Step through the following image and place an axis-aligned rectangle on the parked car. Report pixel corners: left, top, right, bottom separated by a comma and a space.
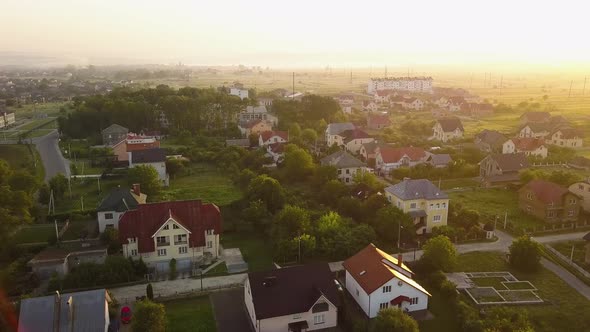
121, 306, 132, 324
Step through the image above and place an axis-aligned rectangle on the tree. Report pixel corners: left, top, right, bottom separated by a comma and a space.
165, 159, 185, 179
127, 165, 161, 195
132, 300, 166, 332
247, 175, 285, 213
100, 227, 121, 254
8, 170, 39, 195
312, 165, 338, 186
272, 205, 310, 240
169, 258, 177, 280
242, 199, 270, 230
372, 206, 415, 246
146, 283, 154, 300
38, 183, 50, 205
289, 123, 302, 138
319, 180, 349, 206
282, 144, 315, 180
48, 173, 68, 200
372, 307, 419, 332
421, 235, 457, 272
353, 171, 383, 192
509, 236, 541, 272
301, 128, 318, 146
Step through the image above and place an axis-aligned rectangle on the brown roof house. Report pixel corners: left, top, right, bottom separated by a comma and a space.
547, 128, 584, 148
518, 180, 581, 222
475, 130, 507, 153
479, 153, 529, 186
502, 138, 548, 159
375, 146, 429, 174
343, 244, 430, 318
244, 263, 340, 332
367, 113, 391, 130
432, 117, 464, 143
519, 111, 551, 125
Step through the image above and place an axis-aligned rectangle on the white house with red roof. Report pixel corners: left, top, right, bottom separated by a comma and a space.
258, 131, 288, 147
502, 137, 548, 158
343, 244, 430, 318
118, 200, 222, 272
340, 128, 375, 154
375, 146, 430, 174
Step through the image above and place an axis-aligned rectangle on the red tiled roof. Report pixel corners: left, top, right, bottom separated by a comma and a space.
520, 180, 569, 205
555, 128, 584, 139
259, 130, 288, 142
340, 128, 372, 143
268, 142, 285, 153
375, 90, 394, 97
511, 137, 545, 151
367, 114, 391, 126
378, 146, 426, 163
520, 112, 551, 122
118, 200, 222, 253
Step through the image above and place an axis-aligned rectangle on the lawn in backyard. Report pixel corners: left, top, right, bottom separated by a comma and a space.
470, 276, 508, 289
551, 240, 590, 272
439, 178, 479, 190
54, 177, 125, 213
13, 225, 56, 244
449, 188, 545, 232
155, 164, 242, 207
164, 296, 216, 332
221, 232, 274, 272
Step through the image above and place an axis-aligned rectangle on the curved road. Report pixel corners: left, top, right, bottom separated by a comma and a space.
33, 130, 70, 182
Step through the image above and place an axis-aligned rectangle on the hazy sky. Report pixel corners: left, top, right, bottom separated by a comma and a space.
1, 0, 589, 67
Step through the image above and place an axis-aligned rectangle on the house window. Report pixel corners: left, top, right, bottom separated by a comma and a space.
410, 297, 419, 305
436, 203, 440, 209
179, 246, 188, 254
379, 302, 389, 310
548, 211, 556, 218
131, 249, 137, 256
338, 169, 342, 175
156, 236, 169, 246
173, 224, 180, 229
207, 241, 213, 248
163, 225, 169, 230
346, 169, 350, 174
346, 178, 350, 183
105, 213, 113, 220
570, 198, 577, 205
206, 229, 214, 235
157, 249, 167, 256
129, 237, 136, 244
568, 210, 575, 217
433, 215, 442, 222
313, 314, 325, 325
410, 203, 416, 209
442, 203, 446, 208
382, 285, 392, 293
174, 234, 187, 244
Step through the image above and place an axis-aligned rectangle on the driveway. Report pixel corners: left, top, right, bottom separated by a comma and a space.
34, 130, 70, 182
210, 289, 252, 332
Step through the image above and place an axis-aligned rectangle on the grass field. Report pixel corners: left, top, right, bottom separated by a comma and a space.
0, 144, 44, 180
164, 296, 216, 332
156, 164, 242, 207
54, 177, 125, 213
449, 188, 544, 231
471, 276, 508, 289
10, 102, 69, 118
13, 219, 93, 243
220, 232, 274, 272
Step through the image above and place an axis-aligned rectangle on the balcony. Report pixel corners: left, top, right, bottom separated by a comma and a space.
156, 241, 170, 247
174, 240, 188, 245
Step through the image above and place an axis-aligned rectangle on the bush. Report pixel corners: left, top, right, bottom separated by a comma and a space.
146, 283, 154, 300
509, 236, 541, 272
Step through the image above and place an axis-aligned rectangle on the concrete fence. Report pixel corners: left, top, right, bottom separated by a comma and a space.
544, 245, 590, 280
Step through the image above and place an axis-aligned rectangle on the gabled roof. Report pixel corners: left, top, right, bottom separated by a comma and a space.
118, 200, 222, 253
259, 130, 288, 142
248, 263, 340, 320
487, 153, 529, 172
102, 123, 128, 134
476, 129, 507, 146
361, 142, 388, 155
510, 137, 546, 151
427, 154, 453, 166
375, 90, 393, 97
97, 186, 144, 212
320, 150, 366, 168
340, 128, 372, 144
343, 244, 430, 296
268, 142, 285, 154
326, 122, 355, 135
367, 113, 391, 126
385, 179, 448, 200
520, 111, 551, 122
553, 128, 584, 139
583, 232, 590, 241
520, 180, 570, 204
378, 146, 426, 164
436, 117, 464, 132
130, 148, 166, 163
520, 122, 552, 133
18, 289, 110, 332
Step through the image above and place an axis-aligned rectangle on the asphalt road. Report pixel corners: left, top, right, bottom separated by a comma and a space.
33, 130, 70, 182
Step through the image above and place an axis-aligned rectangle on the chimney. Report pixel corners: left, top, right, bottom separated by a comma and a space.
397, 254, 403, 267
53, 291, 61, 332
132, 183, 141, 196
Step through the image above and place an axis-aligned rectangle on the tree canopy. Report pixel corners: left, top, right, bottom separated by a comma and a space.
509, 236, 541, 272
132, 300, 166, 332
372, 307, 419, 332
127, 165, 161, 195
421, 235, 457, 272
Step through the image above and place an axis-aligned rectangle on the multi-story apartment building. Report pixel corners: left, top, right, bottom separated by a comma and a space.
367, 77, 433, 94
384, 179, 449, 234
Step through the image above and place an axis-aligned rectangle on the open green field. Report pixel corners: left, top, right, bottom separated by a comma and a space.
164, 296, 216, 332
13, 219, 94, 243
449, 188, 545, 231
156, 164, 242, 206
0, 144, 44, 180
221, 232, 274, 272
54, 177, 125, 213
9, 102, 69, 118
551, 240, 590, 272
471, 276, 508, 289
422, 251, 590, 332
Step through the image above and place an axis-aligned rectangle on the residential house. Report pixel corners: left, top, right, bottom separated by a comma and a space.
18, 289, 112, 332
404, 98, 425, 111
479, 153, 529, 186
375, 146, 429, 174
266, 143, 285, 163
518, 123, 552, 139
367, 113, 391, 130
447, 96, 465, 112
28, 243, 107, 280
230, 87, 249, 100
258, 97, 274, 108
343, 244, 430, 318
244, 263, 340, 332
101, 123, 128, 146
432, 117, 464, 142
519, 180, 581, 222
568, 179, 590, 212
547, 128, 583, 148
239, 106, 278, 126
461, 103, 494, 117
341, 128, 375, 154
385, 179, 449, 234
119, 200, 222, 273
425, 154, 453, 168
374, 90, 392, 103
97, 184, 146, 232
129, 148, 169, 186
239, 119, 273, 137
359, 141, 387, 166
502, 138, 548, 158
336, 94, 355, 105
434, 96, 448, 107
112, 134, 160, 162
320, 150, 370, 184
519, 111, 551, 125
362, 101, 379, 112
474, 130, 507, 153
325, 122, 355, 147
259, 130, 288, 146
0, 111, 15, 127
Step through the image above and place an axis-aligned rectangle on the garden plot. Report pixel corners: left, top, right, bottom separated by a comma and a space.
454, 271, 543, 305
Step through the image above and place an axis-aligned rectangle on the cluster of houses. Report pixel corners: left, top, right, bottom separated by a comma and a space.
100, 124, 169, 186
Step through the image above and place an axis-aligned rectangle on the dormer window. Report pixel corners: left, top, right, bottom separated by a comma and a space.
173, 224, 180, 229
163, 225, 169, 230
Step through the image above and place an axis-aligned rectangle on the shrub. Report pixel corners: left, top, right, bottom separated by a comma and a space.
146, 283, 154, 300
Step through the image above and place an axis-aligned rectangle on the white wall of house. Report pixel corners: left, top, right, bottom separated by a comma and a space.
367, 277, 428, 317
337, 167, 369, 184
384, 193, 449, 233
346, 270, 372, 317
230, 88, 249, 100
259, 135, 287, 147
519, 126, 548, 139
547, 131, 583, 148
569, 182, 590, 212
97, 211, 125, 233
502, 140, 516, 154
244, 279, 338, 332
326, 134, 345, 147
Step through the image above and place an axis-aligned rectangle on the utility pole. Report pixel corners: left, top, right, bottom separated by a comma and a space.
54, 219, 59, 242
97, 177, 101, 194
292, 72, 295, 100
68, 177, 72, 198
583, 76, 587, 96
499, 75, 503, 95
570, 244, 575, 261
504, 211, 508, 229
397, 224, 403, 250
80, 196, 84, 211
568, 80, 573, 98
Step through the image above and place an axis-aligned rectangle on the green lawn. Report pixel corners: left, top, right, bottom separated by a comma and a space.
204, 262, 228, 276
551, 240, 590, 272
470, 276, 508, 289
17, 118, 56, 131
156, 164, 242, 207
164, 296, 216, 332
450, 188, 545, 232
221, 232, 274, 272
54, 177, 125, 213
503, 281, 535, 290
70, 159, 105, 175
13, 225, 56, 244
439, 178, 479, 190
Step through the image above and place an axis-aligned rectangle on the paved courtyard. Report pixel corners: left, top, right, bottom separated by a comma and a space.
210, 288, 252, 332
